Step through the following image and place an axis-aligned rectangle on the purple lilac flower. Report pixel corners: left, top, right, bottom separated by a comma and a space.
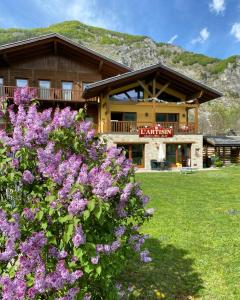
23, 208, 36, 221
83, 293, 92, 300
140, 250, 152, 263
68, 198, 88, 215
72, 225, 86, 247
91, 255, 99, 264
114, 226, 126, 238
22, 170, 34, 184
111, 241, 121, 252
14, 87, 37, 105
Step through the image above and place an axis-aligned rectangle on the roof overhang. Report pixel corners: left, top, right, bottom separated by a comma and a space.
0, 33, 131, 75
83, 63, 222, 103
204, 136, 240, 147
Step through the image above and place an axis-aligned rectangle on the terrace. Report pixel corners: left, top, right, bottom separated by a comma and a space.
0, 85, 97, 103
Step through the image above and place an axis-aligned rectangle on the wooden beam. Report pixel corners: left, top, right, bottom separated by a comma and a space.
152, 78, 156, 97
137, 80, 153, 98
186, 90, 203, 101
155, 82, 170, 98
98, 60, 104, 72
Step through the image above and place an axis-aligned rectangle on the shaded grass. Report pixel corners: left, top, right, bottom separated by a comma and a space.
124, 167, 240, 299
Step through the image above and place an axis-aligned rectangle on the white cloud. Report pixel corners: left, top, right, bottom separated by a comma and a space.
167, 34, 178, 44
191, 27, 210, 44
209, 0, 225, 14
231, 23, 240, 42
32, 0, 121, 31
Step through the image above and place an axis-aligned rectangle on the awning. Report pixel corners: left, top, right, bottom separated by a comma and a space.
204, 136, 240, 147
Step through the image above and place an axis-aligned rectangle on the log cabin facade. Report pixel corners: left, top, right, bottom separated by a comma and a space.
0, 34, 222, 169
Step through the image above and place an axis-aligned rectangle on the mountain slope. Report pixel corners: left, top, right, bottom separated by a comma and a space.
1, 20, 240, 134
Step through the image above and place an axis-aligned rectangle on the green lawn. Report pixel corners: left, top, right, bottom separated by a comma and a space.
125, 166, 240, 300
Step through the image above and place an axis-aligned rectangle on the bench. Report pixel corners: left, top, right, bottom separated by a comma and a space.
180, 167, 197, 175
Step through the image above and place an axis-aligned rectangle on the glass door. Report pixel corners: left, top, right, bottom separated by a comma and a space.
62, 81, 73, 101
132, 144, 144, 167
117, 144, 144, 168
39, 80, 51, 99
166, 144, 191, 166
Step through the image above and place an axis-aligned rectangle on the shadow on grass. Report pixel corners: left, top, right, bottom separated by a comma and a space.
123, 238, 204, 300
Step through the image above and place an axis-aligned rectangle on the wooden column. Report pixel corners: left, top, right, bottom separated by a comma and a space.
194, 105, 199, 133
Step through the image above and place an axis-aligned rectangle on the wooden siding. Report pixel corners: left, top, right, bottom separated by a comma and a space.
0, 54, 102, 90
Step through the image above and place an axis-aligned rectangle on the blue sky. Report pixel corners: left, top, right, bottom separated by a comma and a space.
0, 0, 240, 59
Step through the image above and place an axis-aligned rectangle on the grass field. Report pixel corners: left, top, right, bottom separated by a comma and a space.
124, 166, 240, 300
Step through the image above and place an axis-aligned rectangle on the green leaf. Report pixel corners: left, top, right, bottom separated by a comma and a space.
41, 222, 48, 230
83, 210, 90, 221
59, 215, 73, 224
74, 248, 84, 260
36, 210, 44, 221
94, 205, 102, 220
96, 265, 102, 276
63, 223, 74, 244
87, 199, 95, 212
84, 264, 94, 274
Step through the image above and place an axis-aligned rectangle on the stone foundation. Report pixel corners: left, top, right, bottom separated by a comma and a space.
102, 134, 203, 169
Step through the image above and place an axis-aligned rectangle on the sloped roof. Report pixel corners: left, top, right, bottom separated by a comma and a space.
204, 136, 240, 147
0, 33, 131, 75
83, 63, 222, 103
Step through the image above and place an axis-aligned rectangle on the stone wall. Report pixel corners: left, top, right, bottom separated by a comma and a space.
102, 134, 203, 169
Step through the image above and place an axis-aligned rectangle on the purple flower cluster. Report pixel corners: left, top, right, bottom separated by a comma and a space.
22, 208, 38, 221
0, 210, 20, 261
96, 240, 121, 255
52, 107, 77, 129
89, 167, 119, 200
72, 225, 86, 247
22, 170, 34, 184
140, 250, 152, 263
114, 225, 126, 238
14, 87, 37, 105
68, 195, 88, 215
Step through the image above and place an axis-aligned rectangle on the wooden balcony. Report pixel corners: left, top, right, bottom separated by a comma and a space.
0, 86, 97, 102
110, 121, 197, 134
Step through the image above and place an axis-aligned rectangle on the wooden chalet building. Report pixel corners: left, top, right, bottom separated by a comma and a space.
0, 33, 222, 169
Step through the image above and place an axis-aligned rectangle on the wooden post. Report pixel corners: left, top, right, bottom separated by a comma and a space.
194, 105, 199, 133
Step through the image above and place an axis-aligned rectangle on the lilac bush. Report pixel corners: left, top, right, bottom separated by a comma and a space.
0, 90, 152, 299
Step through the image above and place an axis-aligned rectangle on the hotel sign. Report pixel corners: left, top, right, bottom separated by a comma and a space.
139, 126, 173, 138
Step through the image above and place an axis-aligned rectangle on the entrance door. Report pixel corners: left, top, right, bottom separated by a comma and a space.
117, 144, 144, 168
166, 144, 191, 166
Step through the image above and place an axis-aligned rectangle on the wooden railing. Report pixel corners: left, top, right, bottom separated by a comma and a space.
0, 86, 97, 102
110, 121, 196, 134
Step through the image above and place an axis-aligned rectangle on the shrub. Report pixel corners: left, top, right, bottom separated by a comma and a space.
214, 156, 224, 168
0, 89, 151, 299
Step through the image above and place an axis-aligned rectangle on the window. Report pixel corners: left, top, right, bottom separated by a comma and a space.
0, 78, 3, 97
16, 79, 28, 87
156, 113, 179, 123
110, 87, 144, 101
62, 81, 73, 101
111, 112, 137, 122
39, 80, 51, 99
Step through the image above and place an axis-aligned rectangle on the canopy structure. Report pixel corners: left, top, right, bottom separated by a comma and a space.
203, 135, 240, 165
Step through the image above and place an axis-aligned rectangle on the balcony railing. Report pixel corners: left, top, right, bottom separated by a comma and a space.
110, 121, 196, 134
0, 86, 97, 102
